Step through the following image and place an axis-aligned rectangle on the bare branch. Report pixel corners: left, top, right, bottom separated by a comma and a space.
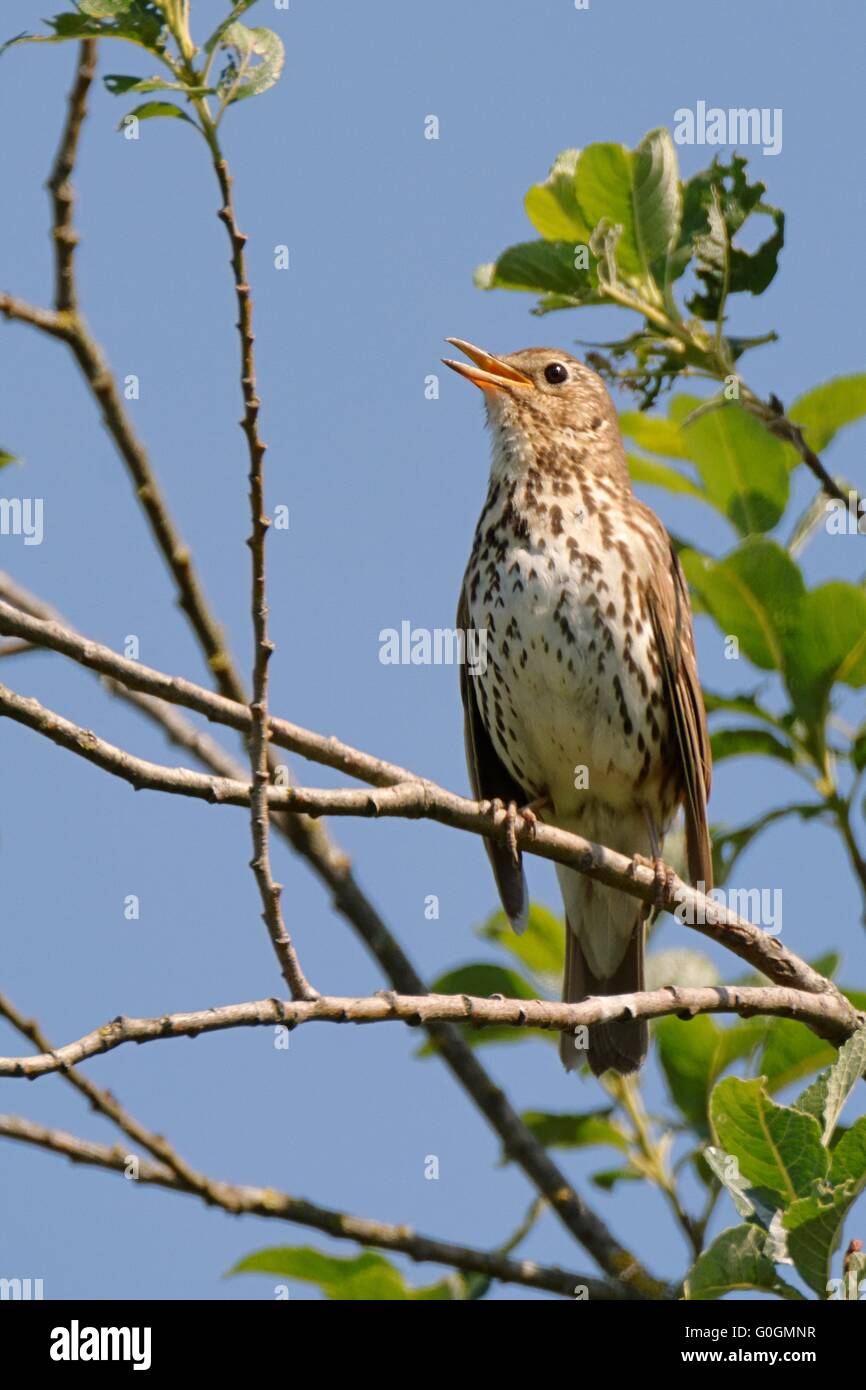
0, 1114, 619, 1300
0, 52, 659, 1291
0, 992, 234, 1208
208, 122, 313, 1001
1, 985, 860, 1081
47, 39, 97, 313
0, 672, 852, 1019
0, 588, 657, 1293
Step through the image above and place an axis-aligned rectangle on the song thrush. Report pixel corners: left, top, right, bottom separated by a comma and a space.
445, 340, 712, 1076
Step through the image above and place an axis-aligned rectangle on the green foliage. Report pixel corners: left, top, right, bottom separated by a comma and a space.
685, 1033, 866, 1298
3, 1, 283, 135
477, 132, 794, 406
228, 1247, 460, 1301
518, 1108, 630, 1154
214, 23, 284, 105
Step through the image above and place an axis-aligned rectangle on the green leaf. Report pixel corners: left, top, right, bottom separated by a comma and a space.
590, 1167, 642, 1191
3, 3, 167, 53
218, 22, 285, 104
0, 450, 16, 470
793, 1029, 866, 1142
711, 1077, 828, 1200
711, 802, 824, 886
703, 687, 781, 724
784, 1182, 862, 1296
626, 453, 706, 502
524, 149, 591, 242
228, 1247, 456, 1300
657, 1014, 765, 1134
830, 1116, 866, 1187
415, 960, 545, 1055
788, 375, 866, 454
574, 130, 681, 287
783, 583, 866, 728
478, 903, 564, 987
620, 410, 692, 460
679, 156, 784, 319
680, 404, 790, 536
710, 727, 795, 766
684, 1224, 804, 1300
519, 1108, 630, 1154
475, 240, 596, 302
703, 1146, 779, 1228
682, 539, 805, 671
79, 0, 135, 13
759, 1020, 836, 1094
119, 101, 197, 129
104, 73, 209, 97
428, 962, 536, 1001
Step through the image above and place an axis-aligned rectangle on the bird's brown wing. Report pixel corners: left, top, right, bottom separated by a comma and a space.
457, 587, 529, 930
645, 534, 713, 889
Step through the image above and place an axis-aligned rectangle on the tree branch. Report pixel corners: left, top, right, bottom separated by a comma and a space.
210, 115, 314, 1001
46, 38, 97, 313
0, 1114, 617, 1300
0, 590, 659, 1294
0, 41, 663, 1288
1, 985, 860, 1081
0, 669, 853, 1020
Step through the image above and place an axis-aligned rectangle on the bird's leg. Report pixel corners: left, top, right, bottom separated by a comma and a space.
486, 793, 550, 862
517, 793, 551, 842
486, 799, 521, 864
639, 809, 674, 913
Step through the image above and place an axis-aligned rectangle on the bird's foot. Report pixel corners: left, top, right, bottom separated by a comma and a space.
631, 852, 675, 911
521, 794, 551, 836
487, 798, 522, 864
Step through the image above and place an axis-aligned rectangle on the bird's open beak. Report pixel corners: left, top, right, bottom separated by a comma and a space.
442, 338, 535, 394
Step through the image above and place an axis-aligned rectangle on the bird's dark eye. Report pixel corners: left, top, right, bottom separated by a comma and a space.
544, 362, 568, 385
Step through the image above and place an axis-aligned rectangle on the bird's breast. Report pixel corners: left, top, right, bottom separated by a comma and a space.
464, 488, 674, 817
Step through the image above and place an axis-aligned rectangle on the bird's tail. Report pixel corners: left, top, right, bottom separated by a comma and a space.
559, 914, 647, 1077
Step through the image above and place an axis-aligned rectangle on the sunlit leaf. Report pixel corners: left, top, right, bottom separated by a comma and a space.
684, 1224, 804, 1300
228, 1247, 457, 1301
710, 1077, 827, 1200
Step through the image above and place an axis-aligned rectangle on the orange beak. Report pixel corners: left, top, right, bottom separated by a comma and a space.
442, 338, 535, 394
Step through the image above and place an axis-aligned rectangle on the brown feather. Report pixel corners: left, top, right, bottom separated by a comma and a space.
457, 588, 529, 929
645, 534, 713, 889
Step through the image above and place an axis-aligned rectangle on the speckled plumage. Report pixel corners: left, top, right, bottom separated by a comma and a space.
449, 343, 712, 1076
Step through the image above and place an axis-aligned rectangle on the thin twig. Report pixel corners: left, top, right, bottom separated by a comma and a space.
0, 1114, 617, 1300
46, 38, 97, 313
208, 118, 313, 1000
0, 993, 229, 1207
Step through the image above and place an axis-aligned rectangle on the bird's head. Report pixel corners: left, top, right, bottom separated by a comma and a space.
442, 339, 620, 449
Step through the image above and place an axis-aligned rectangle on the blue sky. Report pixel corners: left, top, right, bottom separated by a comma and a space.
1, 0, 864, 1300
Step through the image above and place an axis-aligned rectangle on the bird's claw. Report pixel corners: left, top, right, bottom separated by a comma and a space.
631, 852, 675, 911
487, 797, 534, 864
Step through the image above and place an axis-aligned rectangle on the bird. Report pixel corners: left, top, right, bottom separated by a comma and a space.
444, 339, 712, 1077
